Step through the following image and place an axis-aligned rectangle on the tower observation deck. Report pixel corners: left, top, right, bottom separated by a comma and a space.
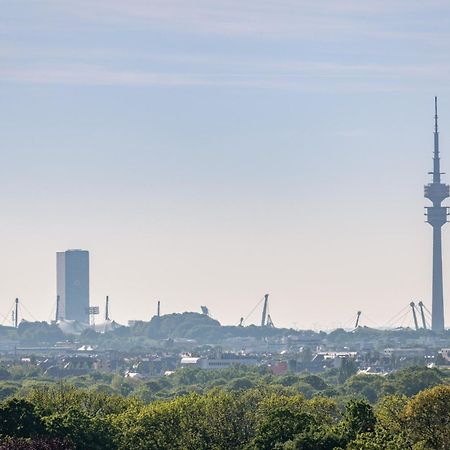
424, 97, 448, 332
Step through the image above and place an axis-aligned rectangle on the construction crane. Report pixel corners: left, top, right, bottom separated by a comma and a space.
410, 302, 419, 331
418, 301, 427, 329
355, 311, 361, 328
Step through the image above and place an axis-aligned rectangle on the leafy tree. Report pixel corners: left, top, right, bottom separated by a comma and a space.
404, 384, 450, 449
375, 395, 408, 437
87, 383, 115, 396
294, 382, 315, 399
384, 366, 445, 397
342, 399, 376, 439
304, 397, 340, 425
250, 394, 313, 449
343, 374, 384, 403
228, 377, 254, 390
17, 322, 64, 345
201, 390, 255, 448
114, 399, 186, 449
0, 398, 44, 438
0, 383, 18, 401
346, 428, 412, 450
7, 364, 42, 380
301, 374, 328, 391
110, 375, 134, 396
44, 407, 116, 450
251, 407, 315, 449
27, 383, 130, 417
115, 390, 256, 449
0, 437, 72, 449
279, 375, 299, 387
281, 426, 347, 450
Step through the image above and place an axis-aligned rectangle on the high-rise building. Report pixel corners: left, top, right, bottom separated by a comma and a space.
424, 97, 447, 332
56, 249, 90, 323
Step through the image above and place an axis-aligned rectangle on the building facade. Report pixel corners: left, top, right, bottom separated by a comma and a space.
57, 250, 90, 323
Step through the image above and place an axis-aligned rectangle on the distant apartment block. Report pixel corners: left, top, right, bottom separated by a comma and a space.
57, 250, 89, 324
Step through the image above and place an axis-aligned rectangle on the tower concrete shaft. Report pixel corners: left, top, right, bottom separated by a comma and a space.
424, 97, 448, 332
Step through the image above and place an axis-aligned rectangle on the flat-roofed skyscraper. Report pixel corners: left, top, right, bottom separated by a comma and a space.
56, 249, 90, 323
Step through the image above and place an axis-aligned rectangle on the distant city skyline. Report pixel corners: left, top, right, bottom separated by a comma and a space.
1, 1, 450, 329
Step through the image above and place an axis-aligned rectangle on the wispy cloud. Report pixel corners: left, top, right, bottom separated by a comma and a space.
2, 0, 450, 91
3, 44, 448, 78
1, 60, 447, 92
52, 0, 450, 42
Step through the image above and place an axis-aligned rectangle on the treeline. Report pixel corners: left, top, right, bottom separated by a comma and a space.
0, 313, 305, 348
0, 364, 449, 406
2, 313, 449, 349
0, 382, 448, 449
83, 313, 450, 344
130, 364, 450, 405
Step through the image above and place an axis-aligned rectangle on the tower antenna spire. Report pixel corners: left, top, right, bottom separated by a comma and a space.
435, 96, 438, 133
433, 96, 440, 183
425, 96, 448, 332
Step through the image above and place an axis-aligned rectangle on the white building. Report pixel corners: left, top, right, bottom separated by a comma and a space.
180, 355, 258, 370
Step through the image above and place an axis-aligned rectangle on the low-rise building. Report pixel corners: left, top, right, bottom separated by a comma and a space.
180, 354, 258, 370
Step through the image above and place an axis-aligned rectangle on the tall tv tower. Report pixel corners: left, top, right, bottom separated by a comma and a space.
424, 97, 448, 332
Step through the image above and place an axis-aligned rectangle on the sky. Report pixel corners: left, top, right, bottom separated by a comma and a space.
1, 0, 450, 330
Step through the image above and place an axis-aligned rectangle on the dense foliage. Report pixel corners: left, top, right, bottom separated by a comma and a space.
0, 382, 448, 449
0, 363, 448, 405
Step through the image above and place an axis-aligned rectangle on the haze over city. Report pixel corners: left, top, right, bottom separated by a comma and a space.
2, 1, 450, 329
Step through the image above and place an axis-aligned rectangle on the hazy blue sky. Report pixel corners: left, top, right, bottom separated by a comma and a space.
1, 1, 450, 329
